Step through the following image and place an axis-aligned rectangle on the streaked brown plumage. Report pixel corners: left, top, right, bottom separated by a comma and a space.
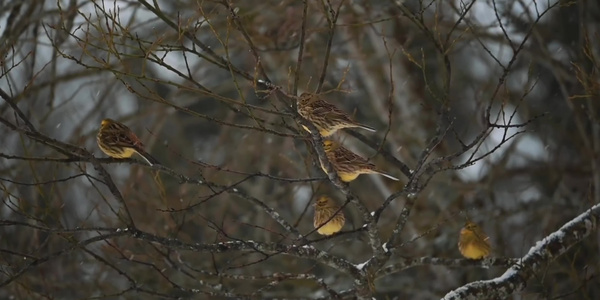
97, 118, 160, 166
320, 140, 399, 182
297, 92, 375, 137
313, 196, 345, 235
458, 221, 491, 259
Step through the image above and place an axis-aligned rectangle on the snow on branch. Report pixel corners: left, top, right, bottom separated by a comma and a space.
442, 202, 599, 300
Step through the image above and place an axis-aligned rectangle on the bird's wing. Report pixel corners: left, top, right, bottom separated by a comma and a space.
108, 123, 144, 148
336, 146, 373, 168
311, 101, 356, 123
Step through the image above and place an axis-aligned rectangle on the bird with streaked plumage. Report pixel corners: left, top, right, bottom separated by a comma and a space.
297, 92, 375, 137
97, 118, 160, 166
458, 221, 491, 260
320, 140, 399, 182
313, 195, 345, 235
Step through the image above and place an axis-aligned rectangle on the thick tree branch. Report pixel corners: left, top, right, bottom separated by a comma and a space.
442, 202, 600, 300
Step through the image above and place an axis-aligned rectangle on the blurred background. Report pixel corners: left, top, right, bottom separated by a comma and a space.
0, 0, 599, 299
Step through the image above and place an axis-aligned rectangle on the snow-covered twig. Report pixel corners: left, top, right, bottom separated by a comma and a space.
442, 203, 599, 300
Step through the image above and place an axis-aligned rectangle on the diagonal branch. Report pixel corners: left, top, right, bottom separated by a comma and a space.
442, 202, 600, 300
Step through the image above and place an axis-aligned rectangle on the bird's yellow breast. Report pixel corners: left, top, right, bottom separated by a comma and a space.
115, 148, 137, 158
460, 243, 489, 259
319, 161, 359, 182
337, 172, 359, 182
300, 124, 335, 137
317, 221, 343, 235
99, 144, 137, 159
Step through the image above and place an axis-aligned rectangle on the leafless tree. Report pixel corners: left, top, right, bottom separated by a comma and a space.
1, 0, 598, 299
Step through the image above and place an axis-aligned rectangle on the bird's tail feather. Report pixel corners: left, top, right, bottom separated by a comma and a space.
135, 149, 160, 166
357, 124, 376, 133
375, 170, 399, 181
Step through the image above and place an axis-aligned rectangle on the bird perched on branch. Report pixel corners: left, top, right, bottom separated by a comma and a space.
297, 92, 375, 137
313, 195, 345, 235
320, 140, 399, 182
458, 221, 491, 259
97, 118, 160, 166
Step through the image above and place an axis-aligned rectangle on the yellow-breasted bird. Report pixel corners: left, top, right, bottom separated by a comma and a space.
97, 118, 160, 166
320, 140, 399, 182
313, 196, 345, 235
297, 92, 375, 137
458, 221, 491, 259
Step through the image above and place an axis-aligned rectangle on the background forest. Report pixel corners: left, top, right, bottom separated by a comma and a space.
1, 0, 599, 299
